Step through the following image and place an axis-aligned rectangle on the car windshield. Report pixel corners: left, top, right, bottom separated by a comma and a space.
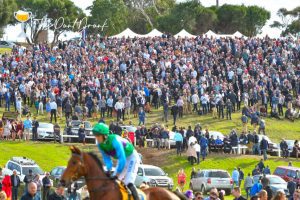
39, 123, 53, 129
209, 171, 230, 178
269, 177, 286, 184
144, 168, 165, 176
22, 167, 44, 175
71, 121, 81, 127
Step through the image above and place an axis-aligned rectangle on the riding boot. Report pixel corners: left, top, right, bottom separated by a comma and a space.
128, 183, 140, 200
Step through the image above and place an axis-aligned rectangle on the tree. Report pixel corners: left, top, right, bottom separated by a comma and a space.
0, 0, 18, 37
244, 6, 270, 36
16, 0, 85, 44
270, 8, 293, 31
124, 0, 156, 28
194, 7, 217, 34
157, 1, 200, 34
88, 0, 129, 36
271, 7, 300, 36
216, 4, 247, 34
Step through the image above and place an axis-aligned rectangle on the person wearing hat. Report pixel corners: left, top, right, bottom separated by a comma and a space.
92, 123, 141, 200
78, 124, 86, 145
279, 138, 289, 158
47, 183, 65, 200
23, 169, 34, 194
184, 190, 194, 200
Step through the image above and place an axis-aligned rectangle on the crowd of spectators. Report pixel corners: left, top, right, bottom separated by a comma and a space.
0, 35, 299, 129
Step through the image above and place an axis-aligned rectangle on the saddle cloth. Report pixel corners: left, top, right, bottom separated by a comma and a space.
118, 181, 146, 200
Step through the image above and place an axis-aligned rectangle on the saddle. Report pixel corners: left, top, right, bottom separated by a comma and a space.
117, 181, 146, 200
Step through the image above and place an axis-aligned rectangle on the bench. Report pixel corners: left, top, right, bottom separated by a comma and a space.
231, 145, 248, 154
61, 135, 97, 144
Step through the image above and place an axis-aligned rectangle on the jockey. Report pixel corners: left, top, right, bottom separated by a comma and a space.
92, 123, 140, 200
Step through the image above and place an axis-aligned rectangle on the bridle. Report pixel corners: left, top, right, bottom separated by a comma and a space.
71, 153, 119, 195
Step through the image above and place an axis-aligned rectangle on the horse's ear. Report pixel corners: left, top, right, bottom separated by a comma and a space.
70, 146, 76, 153
73, 146, 81, 155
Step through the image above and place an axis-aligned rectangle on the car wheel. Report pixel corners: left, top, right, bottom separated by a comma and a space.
200, 185, 206, 194
225, 189, 231, 195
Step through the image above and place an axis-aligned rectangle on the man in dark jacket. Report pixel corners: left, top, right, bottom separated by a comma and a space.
171, 104, 178, 125
11, 170, 21, 200
280, 139, 289, 158
32, 116, 39, 141
260, 137, 269, 160
64, 100, 72, 120
48, 184, 66, 200
42, 172, 51, 200
20, 182, 40, 200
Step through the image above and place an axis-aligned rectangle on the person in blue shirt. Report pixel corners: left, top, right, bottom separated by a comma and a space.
23, 115, 32, 141
215, 136, 224, 152
199, 135, 208, 161
232, 168, 240, 187
173, 127, 183, 156
250, 178, 262, 197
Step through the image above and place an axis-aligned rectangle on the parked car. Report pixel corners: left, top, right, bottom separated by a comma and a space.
190, 169, 233, 195
285, 140, 296, 154
63, 120, 92, 136
258, 135, 279, 156
5, 157, 44, 182
273, 166, 300, 185
49, 166, 85, 187
253, 175, 289, 196
208, 131, 225, 140
50, 166, 66, 182
37, 122, 56, 140
0, 41, 15, 49
135, 164, 173, 190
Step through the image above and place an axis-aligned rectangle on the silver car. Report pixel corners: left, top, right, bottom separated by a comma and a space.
253, 175, 289, 196
190, 169, 233, 195
135, 164, 173, 190
37, 123, 55, 140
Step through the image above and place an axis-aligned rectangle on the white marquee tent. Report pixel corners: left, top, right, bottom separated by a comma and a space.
204, 30, 217, 38
174, 29, 196, 38
110, 28, 142, 38
233, 31, 247, 38
142, 29, 163, 37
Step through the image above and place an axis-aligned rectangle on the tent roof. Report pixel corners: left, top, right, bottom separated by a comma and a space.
204, 30, 217, 37
174, 29, 196, 38
110, 28, 141, 38
143, 29, 163, 37
233, 31, 247, 38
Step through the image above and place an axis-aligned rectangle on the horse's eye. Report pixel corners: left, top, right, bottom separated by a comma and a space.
72, 161, 77, 165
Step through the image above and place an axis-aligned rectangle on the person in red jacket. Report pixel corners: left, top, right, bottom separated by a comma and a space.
2, 175, 12, 200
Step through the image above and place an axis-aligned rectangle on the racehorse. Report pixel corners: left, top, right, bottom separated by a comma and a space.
60, 146, 186, 200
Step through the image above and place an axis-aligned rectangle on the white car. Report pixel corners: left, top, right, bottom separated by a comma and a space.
208, 131, 225, 140
37, 123, 55, 140
5, 157, 45, 182
135, 164, 173, 190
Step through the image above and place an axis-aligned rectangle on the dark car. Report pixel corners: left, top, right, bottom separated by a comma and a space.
273, 166, 300, 185
63, 120, 92, 136
50, 166, 85, 187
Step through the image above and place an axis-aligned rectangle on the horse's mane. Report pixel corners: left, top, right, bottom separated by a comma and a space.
87, 152, 105, 173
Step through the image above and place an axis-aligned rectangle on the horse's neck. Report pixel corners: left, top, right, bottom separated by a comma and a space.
83, 154, 119, 199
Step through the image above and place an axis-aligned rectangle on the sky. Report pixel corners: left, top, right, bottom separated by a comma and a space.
2, 0, 300, 41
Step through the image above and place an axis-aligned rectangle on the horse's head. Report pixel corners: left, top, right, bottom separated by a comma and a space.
60, 146, 87, 187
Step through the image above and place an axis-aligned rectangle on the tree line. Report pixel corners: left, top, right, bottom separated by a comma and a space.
0, 0, 299, 44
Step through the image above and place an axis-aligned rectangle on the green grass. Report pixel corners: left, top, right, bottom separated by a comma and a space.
1, 103, 300, 199
0, 47, 11, 55
2, 103, 299, 142
0, 141, 299, 200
